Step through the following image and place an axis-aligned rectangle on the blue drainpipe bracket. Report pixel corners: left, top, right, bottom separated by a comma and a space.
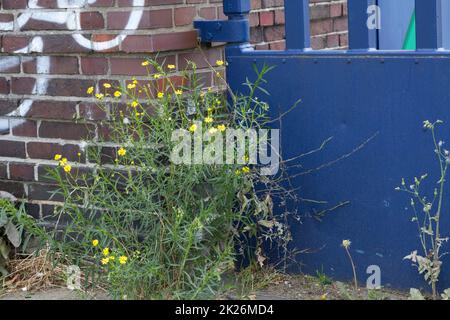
194, 0, 250, 44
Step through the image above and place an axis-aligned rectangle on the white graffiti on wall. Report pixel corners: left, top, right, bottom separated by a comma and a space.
0, 0, 145, 133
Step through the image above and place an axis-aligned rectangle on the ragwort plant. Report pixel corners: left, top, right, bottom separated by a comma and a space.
22, 58, 293, 299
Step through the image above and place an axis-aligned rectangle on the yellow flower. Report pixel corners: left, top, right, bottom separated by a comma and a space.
92, 239, 99, 247
342, 239, 351, 249
242, 166, 250, 174
208, 127, 218, 134
153, 73, 162, 79
235, 169, 241, 176
175, 89, 183, 95
167, 64, 176, 70
114, 91, 122, 98
132, 79, 138, 85
54, 154, 62, 161
109, 256, 115, 261
320, 293, 328, 300
59, 158, 68, 166
118, 147, 126, 157
189, 124, 198, 132
95, 93, 104, 100
216, 60, 224, 66
102, 247, 110, 256
103, 83, 111, 89
127, 83, 136, 90
131, 100, 139, 108
101, 257, 109, 265
63, 164, 72, 173
142, 60, 150, 66
157, 92, 164, 99
204, 117, 213, 124
87, 86, 94, 94
77, 152, 81, 157
119, 256, 128, 265
217, 124, 226, 132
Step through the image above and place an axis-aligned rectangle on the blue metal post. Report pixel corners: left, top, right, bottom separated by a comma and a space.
348, 0, 378, 50
285, 0, 311, 50
415, 0, 443, 50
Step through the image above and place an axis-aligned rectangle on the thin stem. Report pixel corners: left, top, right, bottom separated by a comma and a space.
345, 247, 358, 290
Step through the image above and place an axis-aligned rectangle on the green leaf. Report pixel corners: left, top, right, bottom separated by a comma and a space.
0, 212, 8, 228
0, 238, 10, 260
258, 220, 275, 229
5, 221, 22, 248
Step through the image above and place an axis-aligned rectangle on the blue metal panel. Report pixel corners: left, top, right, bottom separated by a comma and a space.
285, 0, 310, 50
378, 0, 415, 49
226, 50, 450, 290
348, 0, 378, 49
415, 0, 443, 49
442, 0, 450, 48
196, 0, 450, 291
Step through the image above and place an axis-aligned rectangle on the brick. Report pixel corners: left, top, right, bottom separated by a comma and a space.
0, 140, 26, 158
0, 163, 7, 179
80, 12, 105, 30
108, 9, 173, 30
152, 31, 198, 52
22, 56, 79, 75
79, 103, 107, 121
0, 180, 25, 199
11, 120, 38, 137
9, 162, 35, 181
24, 203, 41, 219
28, 183, 63, 202
81, 57, 108, 75
27, 142, 84, 162
11, 77, 36, 95
39, 121, 95, 140
2, 0, 27, 9
0, 99, 18, 115
0, 78, 10, 94
0, 14, 14, 31
260, 11, 274, 26
45, 79, 96, 97
174, 7, 196, 26
0, 57, 19, 73
121, 35, 154, 53
24, 100, 77, 120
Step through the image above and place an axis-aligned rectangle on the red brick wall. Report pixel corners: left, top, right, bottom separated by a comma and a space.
251, 0, 348, 50
0, 0, 348, 217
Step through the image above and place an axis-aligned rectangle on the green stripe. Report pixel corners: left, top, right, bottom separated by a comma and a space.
403, 11, 416, 50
